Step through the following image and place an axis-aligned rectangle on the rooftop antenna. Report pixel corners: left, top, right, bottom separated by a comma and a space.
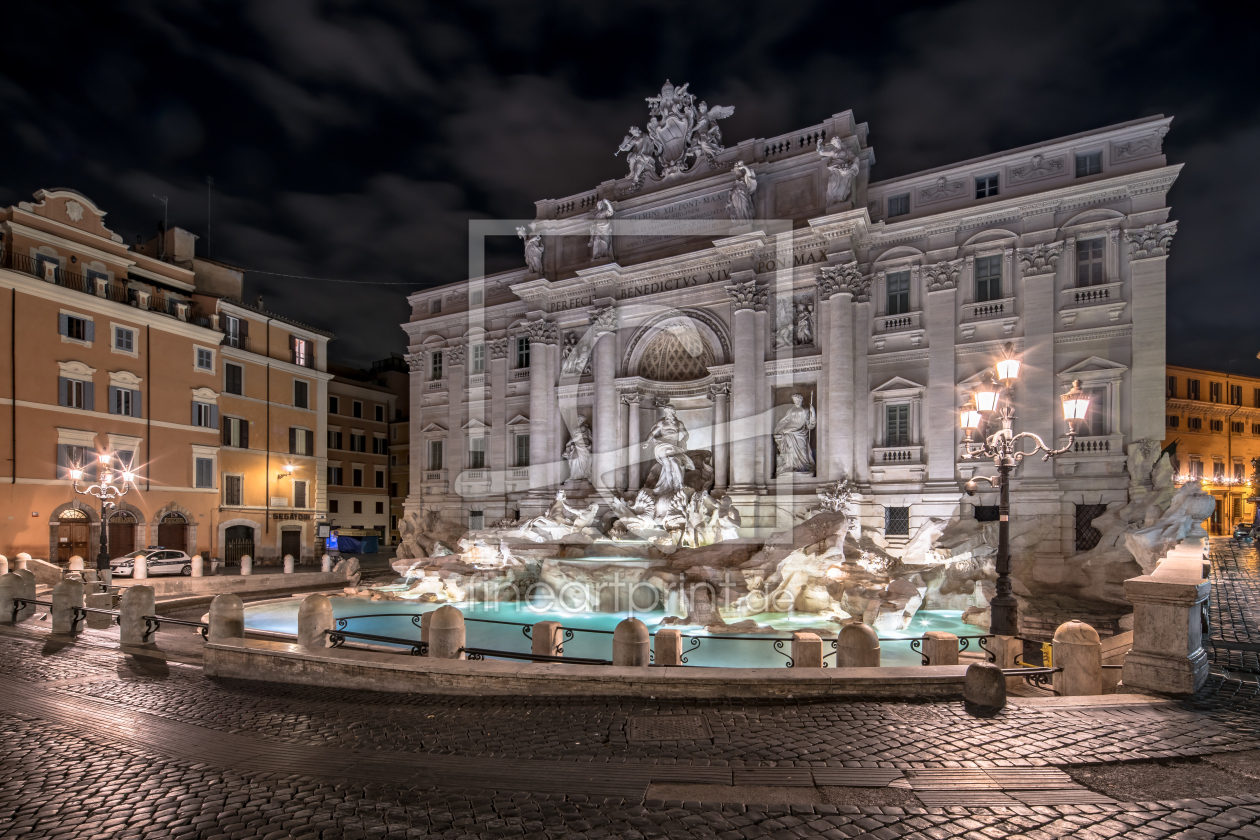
206, 175, 213, 259
153, 194, 169, 260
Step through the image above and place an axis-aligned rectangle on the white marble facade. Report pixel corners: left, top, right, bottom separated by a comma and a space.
403, 93, 1179, 558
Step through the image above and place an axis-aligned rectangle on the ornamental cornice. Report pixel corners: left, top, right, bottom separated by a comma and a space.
923, 258, 963, 292
1124, 221, 1177, 260
725, 279, 768, 312
1016, 242, 1063, 277
816, 263, 869, 302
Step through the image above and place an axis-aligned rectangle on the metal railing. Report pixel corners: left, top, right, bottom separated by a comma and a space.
460, 646, 610, 665
142, 615, 209, 643
328, 628, 427, 656
1007, 663, 1062, 693
0, 251, 194, 322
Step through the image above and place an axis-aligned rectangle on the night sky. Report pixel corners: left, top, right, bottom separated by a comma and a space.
2, 2, 1256, 371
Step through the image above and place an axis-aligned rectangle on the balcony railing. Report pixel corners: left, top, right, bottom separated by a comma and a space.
872, 445, 923, 464
1, 250, 195, 322
962, 297, 1015, 321
1061, 281, 1122, 307
875, 311, 921, 333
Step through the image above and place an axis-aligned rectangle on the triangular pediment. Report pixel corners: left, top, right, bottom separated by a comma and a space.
419, 422, 447, 434
506, 414, 530, 426
873, 375, 926, 393
1060, 356, 1128, 375
462, 418, 491, 430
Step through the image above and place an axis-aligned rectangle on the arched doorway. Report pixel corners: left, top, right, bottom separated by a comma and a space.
158, 512, 188, 552
224, 525, 254, 565
107, 510, 137, 557
57, 508, 90, 564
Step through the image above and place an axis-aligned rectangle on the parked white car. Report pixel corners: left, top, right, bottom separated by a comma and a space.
110, 549, 194, 577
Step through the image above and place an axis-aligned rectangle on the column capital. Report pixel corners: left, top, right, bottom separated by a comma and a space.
707, 381, 731, 399
524, 318, 559, 345
619, 392, 641, 406
923, 258, 963, 292
1125, 221, 1177, 260
816, 263, 869, 302
590, 304, 619, 335
1016, 242, 1063, 277
446, 344, 465, 366
404, 352, 425, 372
488, 338, 509, 360
725, 278, 768, 312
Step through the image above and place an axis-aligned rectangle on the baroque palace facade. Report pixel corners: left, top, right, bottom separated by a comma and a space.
403, 84, 1179, 559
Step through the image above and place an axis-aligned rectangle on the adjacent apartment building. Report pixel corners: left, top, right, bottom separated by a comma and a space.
326, 359, 405, 542
1164, 365, 1260, 534
0, 188, 333, 564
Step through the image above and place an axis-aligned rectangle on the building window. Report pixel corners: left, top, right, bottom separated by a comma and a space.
375, 501, 384, 514
329, 396, 339, 414
114, 389, 132, 417
431, 352, 443, 380
1253, 423, 1260, 435
1213, 461, 1225, 480
1232, 421, 1245, 434
328, 466, 342, 485
1188, 417, 1202, 431
330, 500, 339, 513
222, 416, 248, 448
352, 469, 363, 487
193, 402, 216, 428
294, 480, 307, 509
471, 344, 485, 373
975, 255, 1002, 302
1167, 376, 1177, 398
195, 457, 214, 489
1210, 419, 1224, 433
470, 289, 483, 305
294, 380, 309, 409
1238, 462, 1248, 481
516, 433, 530, 467
350, 434, 366, 453
225, 363, 243, 395
975, 173, 999, 198
469, 437, 485, 469
328, 430, 342, 450
223, 474, 243, 506
373, 437, 387, 455
375, 470, 385, 489
353, 500, 362, 514
1076, 237, 1105, 287
887, 194, 910, 217
289, 428, 312, 455
291, 337, 310, 368
1167, 416, 1179, 429
375, 405, 384, 422
224, 316, 245, 349
469, 510, 484, 530
1188, 379, 1201, 400
516, 337, 530, 369
1254, 388, 1260, 408
63, 315, 88, 342
196, 347, 214, 371
59, 377, 92, 410
1075, 151, 1102, 177
390, 482, 398, 497
429, 440, 443, 470
114, 327, 134, 352
1209, 382, 1222, 403
353, 401, 362, 418
886, 270, 910, 316
430, 299, 441, 314
885, 506, 910, 536
885, 404, 911, 446
1229, 384, 1243, 406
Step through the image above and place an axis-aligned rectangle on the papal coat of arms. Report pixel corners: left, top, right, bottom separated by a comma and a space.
616, 80, 734, 191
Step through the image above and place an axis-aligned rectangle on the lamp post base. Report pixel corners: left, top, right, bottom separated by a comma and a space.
989, 598, 1019, 638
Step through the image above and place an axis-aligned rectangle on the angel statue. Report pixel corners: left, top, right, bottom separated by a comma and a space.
616, 126, 659, 188
516, 225, 544, 274
817, 136, 861, 207
563, 415, 594, 482
774, 392, 816, 475
726, 161, 756, 225
588, 199, 614, 261
691, 101, 735, 163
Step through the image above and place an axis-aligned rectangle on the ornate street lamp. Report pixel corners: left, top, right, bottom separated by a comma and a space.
69, 451, 137, 573
959, 345, 1090, 636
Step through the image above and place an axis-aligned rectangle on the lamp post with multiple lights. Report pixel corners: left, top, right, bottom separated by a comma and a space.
69, 452, 137, 573
959, 345, 1092, 636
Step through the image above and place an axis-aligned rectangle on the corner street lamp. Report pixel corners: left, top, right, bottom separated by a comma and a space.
69, 451, 137, 573
959, 345, 1090, 636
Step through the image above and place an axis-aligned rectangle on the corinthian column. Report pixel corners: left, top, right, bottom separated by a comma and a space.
709, 381, 730, 490
623, 393, 642, 491
817, 264, 865, 481
924, 259, 962, 486
591, 306, 619, 494
525, 319, 556, 492
726, 275, 764, 491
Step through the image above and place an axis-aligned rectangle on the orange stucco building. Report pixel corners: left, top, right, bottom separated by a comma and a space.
0, 188, 332, 565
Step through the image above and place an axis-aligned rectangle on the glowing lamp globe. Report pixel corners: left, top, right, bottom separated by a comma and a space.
98, 452, 112, 465
1061, 380, 1091, 427
121, 470, 136, 483
960, 406, 982, 433
995, 357, 1021, 382
69, 468, 84, 481
973, 379, 1000, 413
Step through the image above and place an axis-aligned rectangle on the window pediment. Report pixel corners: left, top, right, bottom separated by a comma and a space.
191, 386, 219, 402
109, 370, 142, 387
58, 360, 96, 380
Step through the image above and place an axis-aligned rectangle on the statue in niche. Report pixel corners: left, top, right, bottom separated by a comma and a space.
774, 393, 817, 476
563, 416, 594, 482
643, 404, 694, 514
774, 296, 816, 349
726, 161, 756, 224
817, 136, 860, 207
796, 301, 814, 345
588, 199, 614, 261
516, 225, 544, 274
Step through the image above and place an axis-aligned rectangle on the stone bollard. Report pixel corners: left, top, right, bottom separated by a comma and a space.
14, 570, 36, 620
1122, 540, 1211, 695
963, 662, 1007, 716
1052, 620, 1102, 697
531, 620, 564, 659
297, 594, 334, 650
612, 617, 650, 667
84, 579, 102, 596
0, 573, 23, 625
429, 604, 466, 660
836, 623, 881, 667
119, 586, 155, 647
68, 555, 85, 572
240, 555, 252, 575
654, 628, 683, 667
51, 578, 86, 635
208, 594, 245, 641
133, 555, 148, 580
791, 631, 824, 668
0, 555, 7, 575
922, 631, 960, 666
15, 552, 31, 571
283, 555, 295, 574
191, 555, 203, 577
321, 554, 332, 573
85, 593, 113, 629
420, 611, 432, 645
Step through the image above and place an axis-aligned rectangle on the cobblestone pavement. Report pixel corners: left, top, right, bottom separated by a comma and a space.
1210, 539, 1260, 677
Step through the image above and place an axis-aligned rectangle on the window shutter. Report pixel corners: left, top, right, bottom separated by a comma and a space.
84, 382, 94, 411
222, 421, 231, 446
85, 321, 95, 343
289, 335, 297, 364
289, 427, 297, 454
56, 444, 68, 479
132, 389, 142, 418
192, 402, 199, 426
241, 419, 248, 450
58, 314, 69, 336
239, 318, 249, 337
109, 386, 120, 415
304, 429, 313, 454
210, 406, 219, 430
59, 377, 69, 406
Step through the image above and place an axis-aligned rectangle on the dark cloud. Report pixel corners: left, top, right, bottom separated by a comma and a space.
0, 1, 1255, 370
